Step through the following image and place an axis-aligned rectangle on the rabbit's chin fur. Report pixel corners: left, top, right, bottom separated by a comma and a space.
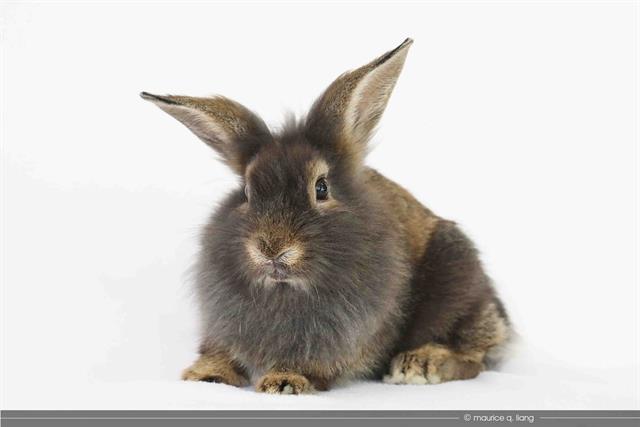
253, 276, 310, 292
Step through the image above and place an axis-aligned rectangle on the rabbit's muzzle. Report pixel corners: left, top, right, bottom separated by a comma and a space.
245, 237, 305, 284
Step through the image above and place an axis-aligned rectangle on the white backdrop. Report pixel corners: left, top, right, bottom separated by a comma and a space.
1, 1, 638, 409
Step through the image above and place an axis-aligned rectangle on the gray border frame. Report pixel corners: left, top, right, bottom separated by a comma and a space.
2, 411, 640, 427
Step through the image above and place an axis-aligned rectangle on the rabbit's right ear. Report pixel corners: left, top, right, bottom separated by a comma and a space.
141, 93, 272, 174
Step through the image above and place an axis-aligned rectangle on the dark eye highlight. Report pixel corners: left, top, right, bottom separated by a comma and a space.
315, 177, 328, 201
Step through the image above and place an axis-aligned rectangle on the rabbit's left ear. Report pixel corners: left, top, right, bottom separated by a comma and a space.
306, 38, 413, 164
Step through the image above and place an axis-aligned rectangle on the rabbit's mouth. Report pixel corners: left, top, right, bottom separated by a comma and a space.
265, 263, 289, 281
259, 274, 308, 291
254, 261, 309, 289
248, 257, 310, 290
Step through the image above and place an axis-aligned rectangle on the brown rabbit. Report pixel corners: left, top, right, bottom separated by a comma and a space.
142, 38, 511, 394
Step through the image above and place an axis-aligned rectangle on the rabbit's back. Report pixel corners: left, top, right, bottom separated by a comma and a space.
363, 168, 441, 265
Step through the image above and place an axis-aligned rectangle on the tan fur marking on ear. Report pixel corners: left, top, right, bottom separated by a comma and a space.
169, 95, 254, 137
344, 44, 410, 146
153, 103, 233, 145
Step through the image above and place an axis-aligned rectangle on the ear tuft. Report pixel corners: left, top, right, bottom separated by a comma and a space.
141, 92, 272, 174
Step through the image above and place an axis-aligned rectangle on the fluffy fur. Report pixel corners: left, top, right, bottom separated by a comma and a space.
142, 38, 511, 393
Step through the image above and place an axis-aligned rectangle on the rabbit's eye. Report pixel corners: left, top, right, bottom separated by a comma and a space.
315, 178, 328, 201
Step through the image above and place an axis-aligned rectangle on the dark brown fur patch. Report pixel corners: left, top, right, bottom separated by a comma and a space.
389, 220, 510, 370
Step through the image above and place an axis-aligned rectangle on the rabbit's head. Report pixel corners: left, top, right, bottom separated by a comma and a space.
142, 39, 412, 291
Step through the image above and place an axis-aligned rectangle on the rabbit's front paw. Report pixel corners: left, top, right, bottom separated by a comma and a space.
256, 371, 314, 394
383, 344, 484, 385
182, 354, 248, 387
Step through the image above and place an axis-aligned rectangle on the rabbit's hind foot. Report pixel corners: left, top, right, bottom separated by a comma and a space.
383, 343, 484, 385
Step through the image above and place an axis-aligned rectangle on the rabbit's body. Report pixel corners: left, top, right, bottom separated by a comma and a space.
143, 38, 511, 393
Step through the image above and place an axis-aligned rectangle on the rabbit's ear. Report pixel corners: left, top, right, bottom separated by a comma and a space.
141, 93, 272, 174
306, 38, 413, 165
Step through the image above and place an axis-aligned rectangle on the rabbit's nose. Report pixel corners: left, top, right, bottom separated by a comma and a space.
256, 236, 279, 259
262, 257, 280, 267
249, 236, 304, 267
262, 249, 293, 267
273, 247, 303, 267
262, 248, 296, 268
261, 245, 303, 267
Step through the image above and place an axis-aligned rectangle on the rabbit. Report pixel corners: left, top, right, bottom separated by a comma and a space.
141, 38, 512, 394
